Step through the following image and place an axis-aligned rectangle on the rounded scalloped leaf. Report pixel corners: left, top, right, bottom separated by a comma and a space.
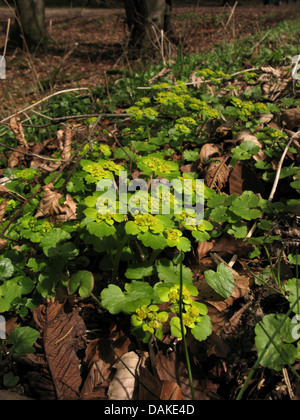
255, 314, 297, 371
68, 271, 94, 298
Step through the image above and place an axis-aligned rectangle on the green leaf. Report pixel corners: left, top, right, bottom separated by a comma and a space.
0, 258, 14, 279
68, 271, 94, 298
230, 191, 262, 221
100, 284, 126, 315
86, 221, 116, 238
125, 263, 154, 280
288, 254, 300, 266
284, 278, 300, 315
291, 174, 300, 190
0, 280, 22, 312
125, 221, 141, 236
231, 140, 260, 161
157, 259, 194, 284
170, 316, 185, 338
100, 281, 154, 315
7, 326, 40, 357
210, 206, 230, 223
47, 242, 79, 260
191, 315, 212, 342
255, 314, 297, 371
138, 231, 167, 250
3, 371, 19, 387
204, 263, 235, 299
40, 229, 71, 257
177, 237, 191, 252
226, 222, 248, 238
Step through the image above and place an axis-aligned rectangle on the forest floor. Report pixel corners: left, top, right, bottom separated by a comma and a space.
0, 3, 300, 118
0, 1, 300, 402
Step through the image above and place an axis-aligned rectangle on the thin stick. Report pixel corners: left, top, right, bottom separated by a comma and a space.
225, 1, 238, 29
2, 18, 11, 59
0, 88, 90, 124
228, 131, 300, 268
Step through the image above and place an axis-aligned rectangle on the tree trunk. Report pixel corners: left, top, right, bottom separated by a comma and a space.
13, 0, 49, 49
124, 0, 172, 54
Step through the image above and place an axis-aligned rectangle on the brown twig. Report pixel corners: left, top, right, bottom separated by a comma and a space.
0, 138, 90, 238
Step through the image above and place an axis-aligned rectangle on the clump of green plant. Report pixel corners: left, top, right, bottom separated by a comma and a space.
100, 258, 212, 344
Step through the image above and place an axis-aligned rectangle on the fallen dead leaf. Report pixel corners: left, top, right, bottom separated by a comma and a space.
282, 107, 300, 130
33, 302, 86, 400
197, 241, 214, 261
107, 351, 140, 400
199, 143, 220, 164
35, 184, 64, 218
204, 157, 230, 190
0, 200, 7, 223
9, 116, 28, 149
80, 327, 133, 400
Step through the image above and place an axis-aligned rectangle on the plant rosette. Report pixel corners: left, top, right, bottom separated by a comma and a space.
125, 213, 174, 250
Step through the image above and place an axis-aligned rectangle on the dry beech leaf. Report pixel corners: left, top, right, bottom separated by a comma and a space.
0, 238, 8, 250
282, 107, 300, 130
35, 184, 64, 218
0, 200, 7, 223
33, 302, 86, 400
260, 65, 282, 78
80, 328, 133, 400
199, 143, 219, 164
138, 365, 162, 400
204, 158, 230, 190
107, 351, 140, 400
160, 381, 183, 400
189, 71, 204, 89
259, 113, 274, 125
55, 194, 77, 222
62, 127, 73, 161
197, 241, 214, 261
9, 116, 28, 149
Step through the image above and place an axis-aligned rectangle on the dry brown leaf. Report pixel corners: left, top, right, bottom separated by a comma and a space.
33, 302, 86, 400
199, 143, 219, 164
197, 241, 214, 261
9, 116, 28, 149
160, 381, 183, 400
107, 351, 140, 400
260, 65, 282, 78
138, 365, 162, 400
155, 350, 210, 400
229, 162, 265, 196
282, 107, 300, 130
55, 194, 77, 222
204, 158, 230, 190
80, 328, 133, 400
189, 71, 204, 89
35, 184, 64, 218
210, 236, 253, 258
0, 200, 7, 223
259, 113, 274, 125
0, 238, 8, 250
62, 127, 73, 161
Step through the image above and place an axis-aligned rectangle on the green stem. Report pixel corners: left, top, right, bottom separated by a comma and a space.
111, 234, 128, 283
91, 292, 102, 308
179, 251, 195, 400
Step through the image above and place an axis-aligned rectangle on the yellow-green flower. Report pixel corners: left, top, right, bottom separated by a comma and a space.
134, 214, 161, 232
